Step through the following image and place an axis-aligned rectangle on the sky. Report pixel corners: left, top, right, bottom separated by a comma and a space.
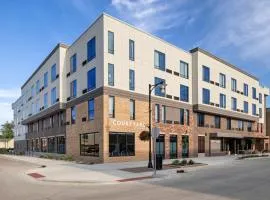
1, 0, 270, 125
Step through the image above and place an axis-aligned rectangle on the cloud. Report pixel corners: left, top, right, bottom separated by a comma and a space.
200, 0, 270, 65
111, 0, 196, 33
0, 88, 20, 99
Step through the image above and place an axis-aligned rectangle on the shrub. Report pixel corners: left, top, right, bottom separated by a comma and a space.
171, 160, 180, 165
181, 159, 187, 166
0, 148, 9, 154
188, 159, 195, 165
61, 155, 73, 161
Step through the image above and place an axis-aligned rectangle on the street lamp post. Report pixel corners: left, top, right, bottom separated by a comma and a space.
148, 81, 166, 168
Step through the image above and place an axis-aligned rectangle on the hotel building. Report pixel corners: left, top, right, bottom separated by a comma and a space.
12, 13, 269, 163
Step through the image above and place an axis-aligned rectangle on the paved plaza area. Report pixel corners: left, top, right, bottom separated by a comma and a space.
1, 155, 270, 200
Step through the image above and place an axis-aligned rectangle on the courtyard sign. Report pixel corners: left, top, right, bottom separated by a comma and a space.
112, 120, 146, 128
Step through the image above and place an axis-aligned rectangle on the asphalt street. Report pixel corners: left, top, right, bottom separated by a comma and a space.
1, 156, 270, 200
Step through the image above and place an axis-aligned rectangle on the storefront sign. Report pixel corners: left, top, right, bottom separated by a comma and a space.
112, 120, 146, 128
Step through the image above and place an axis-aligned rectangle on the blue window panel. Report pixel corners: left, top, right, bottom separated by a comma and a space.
36, 80, 40, 94
71, 106, 76, 124
44, 72, 48, 88
244, 101, 249, 113
180, 61, 189, 79
231, 78, 237, 92
70, 80, 77, 98
108, 31, 114, 54
220, 94, 226, 108
259, 93, 262, 103
44, 93, 48, 108
87, 68, 96, 91
252, 104, 256, 115
180, 85, 189, 102
129, 39, 135, 61
51, 64, 56, 82
154, 77, 165, 97
252, 87, 256, 99
87, 37, 96, 61
70, 54, 77, 73
219, 73, 226, 88
129, 69, 135, 91
108, 64, 114, 86
51, 87, 56, 105
88, 99, 95, 120
231, 97, 237, 111
154, 50, 165, 71
202, 66, 210, 82
202, 88, 210, 104
243, 83, 248, 96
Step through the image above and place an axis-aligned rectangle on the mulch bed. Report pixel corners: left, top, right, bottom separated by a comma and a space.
120, 163, 207, 173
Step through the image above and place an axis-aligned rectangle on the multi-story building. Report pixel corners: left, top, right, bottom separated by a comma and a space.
12, 13, 269, 163
266, 108, 270, 150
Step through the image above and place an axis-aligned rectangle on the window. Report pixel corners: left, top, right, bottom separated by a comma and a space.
259, 93, 262, 104
70, 80, 77, 98
51, 64, 57, 82
36, 80, 40, 94
243, 83, 248, 96
180, 85, 189, 102
56, 136, 65, 154
130, 99, 135, 120
129, 69, 135, 91
252, 104, 256, 116
180, 109, 184, 125
186, 110, 190, 126
87, 68, 96, 91
44, 93, 48, 108
31, 85, 35, 97
259, 108, 262, 118
109, 96, 115, 118
220, 93, 226, 108
36, 99, 40, 113
80, 133, 99, 157
156, 135, 165, 158
252, 87, 256, 99
180, 61, 189, 79
231, 78, 237, 92
214, 116, 221, 129
219, 73, 226, 88
71, 106, 76, 124
202, 66, 210, 82
155, 104, 160, 123
247, 122, 252, 132
108, 63, 114, 86
108, 31, 114, 54
154, 77, 165, 97
109, 132, 135, 157
227, 118, 231, 130
244, 101, 248, 113
238, 120, 244, 131
87, 37, 96, 61
70, 54, 77, 73
88, 99, 95, 120
202, 88, 210, 104
231, 97, 237, 111
129, 39, 135, 61
44, 72, 48, 88
170, 135, 177, 159
51, 87, 56, 105
197, 113, 205, 127
48, 137, 55, 153
154, 50, 165, 71
161, 105, 166, 123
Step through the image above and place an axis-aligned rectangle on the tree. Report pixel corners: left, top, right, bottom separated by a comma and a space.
0, 121, 14, 139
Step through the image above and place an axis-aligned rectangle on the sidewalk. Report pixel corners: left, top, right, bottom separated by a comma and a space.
0, 154, 237, 184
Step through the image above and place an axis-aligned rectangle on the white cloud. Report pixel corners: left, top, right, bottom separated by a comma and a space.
200, 0, 270, 65
111, 0, 195, 33
0, 88, 20, 98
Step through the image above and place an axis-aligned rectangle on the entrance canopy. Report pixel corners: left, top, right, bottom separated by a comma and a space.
210, 132, 269, 140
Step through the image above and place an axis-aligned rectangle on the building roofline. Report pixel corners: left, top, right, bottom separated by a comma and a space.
21, 43, 69, 89
190, 47, 259, 81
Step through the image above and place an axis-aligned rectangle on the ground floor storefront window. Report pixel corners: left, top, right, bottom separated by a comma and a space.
48, 137, 55, 153
80, 132, 99, 156
170, 135, 177, 159
156, 135, 165, 159
57, 136, 65, 154
40, 138, 47, 152
182, 135, 189, 158
109, 132, 135, 157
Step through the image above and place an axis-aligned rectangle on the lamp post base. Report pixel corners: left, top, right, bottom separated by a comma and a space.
148, 161, 153, 168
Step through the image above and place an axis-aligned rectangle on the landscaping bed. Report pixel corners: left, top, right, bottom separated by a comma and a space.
121, 159, 207, 173
237, 154, 269, 160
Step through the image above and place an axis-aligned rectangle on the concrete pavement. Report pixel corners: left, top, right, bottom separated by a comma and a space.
0, 154, 237, 183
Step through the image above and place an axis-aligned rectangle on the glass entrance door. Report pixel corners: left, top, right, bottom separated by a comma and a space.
182, 135, 189, 158
170, 135, 177, 159
156, 135, 165, 159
